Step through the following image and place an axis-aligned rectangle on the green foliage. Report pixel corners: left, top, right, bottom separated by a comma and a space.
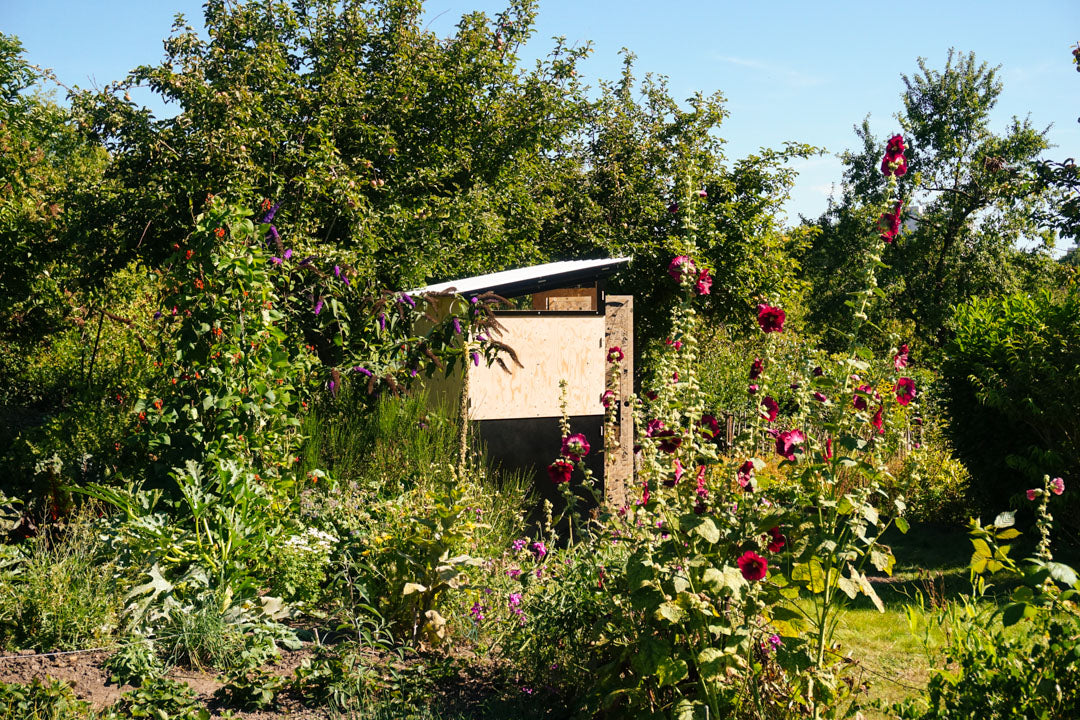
803, 50, 1068, 351
892, 495, 1080, 719
0, 677, 92, 720
889, 442, 970, 526
0, 507, 122, 652
100, 678, 209, 720
942, 285, 1080, 518
103, 639, 165, 687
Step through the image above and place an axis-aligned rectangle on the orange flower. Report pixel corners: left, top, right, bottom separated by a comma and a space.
214, 227, 225, 238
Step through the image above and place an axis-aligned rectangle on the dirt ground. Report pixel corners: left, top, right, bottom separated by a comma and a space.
0, 645, 340, 719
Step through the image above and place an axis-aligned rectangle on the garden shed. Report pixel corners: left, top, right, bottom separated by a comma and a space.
414, 257, 634, 508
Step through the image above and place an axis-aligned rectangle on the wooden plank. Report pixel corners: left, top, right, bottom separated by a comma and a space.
604, 295, 634, 507
530, 286, 597, 311
467, 315, 605, 420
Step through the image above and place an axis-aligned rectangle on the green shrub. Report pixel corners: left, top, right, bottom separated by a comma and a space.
0, 507, 122, 651
943, 286, 1080, 522
889, 443, 970, 525
0, 678, 93, 720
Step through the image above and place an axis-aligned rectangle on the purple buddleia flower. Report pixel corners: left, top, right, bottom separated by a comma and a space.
314, 299, 324, 316
398, 292, 416, 308
262, 202, 280, 222
271, 256, 282, 265
378, 313, 386, 331
353, 366, 373, 377
284, 248, 292, 260
153, 310, 162, 319
334, 265, 341, 278
268, 226, 279, 242
452, 317, 462, 334
471, 351, 480, 366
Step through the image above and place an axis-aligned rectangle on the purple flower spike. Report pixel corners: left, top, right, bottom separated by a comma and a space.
398, 292, 416, 308
284, 249, 292, 260
378, 313, 386, 331
314, 299, 324, 316
334, 265, 341, 278
153, 310, 162, 319
271, 256, 282, 265
452, 317, 462, 334
353, 366, 373, 377
328, 380, 337, 394
262, 202, 280, 222
269, 226, 279, 242
471, 351, 480, 366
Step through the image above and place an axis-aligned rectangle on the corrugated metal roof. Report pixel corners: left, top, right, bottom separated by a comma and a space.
411, 256, 632, 298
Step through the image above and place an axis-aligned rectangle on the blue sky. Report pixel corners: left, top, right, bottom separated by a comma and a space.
3, 0, 1078, 226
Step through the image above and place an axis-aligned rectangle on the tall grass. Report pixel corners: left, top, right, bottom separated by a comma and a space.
0, 505, 122, 652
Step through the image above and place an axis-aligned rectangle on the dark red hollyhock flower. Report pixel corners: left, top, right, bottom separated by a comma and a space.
547, 458, 573, 484
749, 357, 764, 380
655, 429, 682, 454
895, 377, 916, 406
645, 390, 658, 401
824, 436, 833, 461
736, 460, 754, 488
853, 384, 873, 411
878, 201, 904, 243
645, 418, 666, 437
668, 255, 696, 281
562, 433, 590, 458
737, 551, 768, 581
886, 134, 906, 155
881, 136, 909, 177
757, 304, 786, 333
813, 391, 828, 402
812, 366, 824, 377
695, 268, 712, 295
872, 406, 885, 435
766, 527, 786, 553
698, 414, 722, 440
760, 396, 779, 423
601, 389, 616, 409
769, 428, 805, 462
607, 346, 624, 363
893, 343, 910, 371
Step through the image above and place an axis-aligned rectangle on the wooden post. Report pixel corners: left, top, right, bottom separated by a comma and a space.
604, 295, 634, 507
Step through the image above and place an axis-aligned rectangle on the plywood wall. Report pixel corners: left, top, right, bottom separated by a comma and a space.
468, 315, 606, 420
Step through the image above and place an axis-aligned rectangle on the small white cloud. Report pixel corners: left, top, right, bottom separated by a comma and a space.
712, 55, 826, 88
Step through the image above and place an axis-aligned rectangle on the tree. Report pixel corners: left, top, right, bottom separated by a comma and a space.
803, 50, 1069, 353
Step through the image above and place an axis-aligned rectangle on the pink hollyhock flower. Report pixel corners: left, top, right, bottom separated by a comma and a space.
665, 337, 683, 350
824, 436, 833, 461
695, 268, 712, 295
547, 458, 573, 484
757, 304, 786, 333
645, 418, 665, 437
813, 391, 828, 402
668, 255, 697, 282
1050, 477, 1065, 495
698, 414, 721, 440
639, 482, 650, 505
748, 384, 759, 395
562, 433, 590, 458
736, 460, 754, 488
737, 551, 768, 581
601, 390, 616, 409
1026, 488, 1039, 501
770, 428, 805, 462
760, 396, 780, 423
664, 459, 685, 488
655, 429, 681, 454
894, 343, 910, 370
749, 357, 764, 380
766, 527, 786, 553
872, 406, 885, 434
695, 465, 708, 497
895, 377, 916, 406
607, 346, 624, 363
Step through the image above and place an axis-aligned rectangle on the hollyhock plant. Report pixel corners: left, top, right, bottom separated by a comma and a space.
872, 406, 885, 434
853, 384, 873, 411
607, 346, 624, 363
668, 255, 697, 282
878, 201, 903, 243
760, 396, 779, 423
769, 428, 805, 462
561, 433, 590, 458
736, 460, 754, 488
895, 377, 916, 405
737, 551, 768, 581
757, 304, 786, 333
698, 414, 721, 440
547, 458, 573, 484
893, 343, 909, 370
655, 429, 682, 454
749, 357, 764, 380
881, 135, 908, 177
767, 527, 786, 553
1027, 488, 1039, 501
695, 268, 712, 295
1050, 477, 1065, 495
